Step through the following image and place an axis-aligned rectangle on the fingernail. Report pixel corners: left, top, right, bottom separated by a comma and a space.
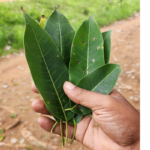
64, 81, 75, 90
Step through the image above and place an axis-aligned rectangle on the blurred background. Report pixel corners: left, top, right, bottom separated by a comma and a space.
0, 0, 140, 56
0, 0, 140, 150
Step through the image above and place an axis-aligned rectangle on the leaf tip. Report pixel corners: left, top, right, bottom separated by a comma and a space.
41, 15, 45, 18
21, 7, 26, 13
55, 6, 58, 10
89, 14, 95, 19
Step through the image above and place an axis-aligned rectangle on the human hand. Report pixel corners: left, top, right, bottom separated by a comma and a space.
31, 81, 140, 150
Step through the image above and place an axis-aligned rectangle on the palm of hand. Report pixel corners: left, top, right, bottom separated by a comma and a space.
72, 90, 139, 150
32, 83, 139, 150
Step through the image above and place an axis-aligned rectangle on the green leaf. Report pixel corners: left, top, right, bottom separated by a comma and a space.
69, 17, 105, 110
68, 114, 83, 125
46, 105, 59, 121
102, 30, 112, 64
45, 9, 75, 121
23, 12, 74, 122
0, 129, 4, 134
71, 64, 121, 115
45, 9, 75, 67
47, 100, 82, 125
0, 135, 5, 141
69, 17, 105, 85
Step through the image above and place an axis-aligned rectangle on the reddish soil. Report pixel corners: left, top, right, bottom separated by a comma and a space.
0, 13, 140, 150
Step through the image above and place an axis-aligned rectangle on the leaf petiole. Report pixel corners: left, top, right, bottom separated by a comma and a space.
60, 120, 64, 148
65, 104, 77, 111
50, 120, 58, 133
65, 122, 68, 142
69, 118, 76, 145
89, 114, 93, 118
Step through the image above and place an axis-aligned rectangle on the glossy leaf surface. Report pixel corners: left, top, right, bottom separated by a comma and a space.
45, 9, 75, 67
102, 30, 112, 64
71, 64, 121, 115
69, 17, 105, 109
46, 105, 59, 121
23, 12, 74, 121
69, 17, 105, 85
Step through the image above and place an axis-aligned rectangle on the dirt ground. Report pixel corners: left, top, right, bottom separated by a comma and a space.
0, 13, 140, 150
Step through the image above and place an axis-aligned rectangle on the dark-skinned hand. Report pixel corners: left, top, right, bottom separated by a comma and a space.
31, 81, 140, 150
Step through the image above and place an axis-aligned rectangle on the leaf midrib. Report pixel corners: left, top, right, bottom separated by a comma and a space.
86, 19, 90, 74
56, 11, 63, 55
26, 15, 67, 121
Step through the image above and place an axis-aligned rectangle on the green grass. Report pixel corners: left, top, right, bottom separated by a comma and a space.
0, 0, 140, 56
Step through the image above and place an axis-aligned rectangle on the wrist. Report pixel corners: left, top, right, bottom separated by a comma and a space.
133, 114, 141, 150
133, 140, 140, 150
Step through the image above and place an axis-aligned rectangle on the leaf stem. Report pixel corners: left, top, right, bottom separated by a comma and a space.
50, 120, 58, 133
60, 120, 64, 148
95, 123, 98, 127
89, 113, 93, 118
65, 104, 77, 111
69, 118, 76, 145
65, 108, 71, 111
65, 122, 68, 142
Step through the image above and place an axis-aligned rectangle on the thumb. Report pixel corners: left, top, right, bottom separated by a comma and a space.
63, 81, 109, 110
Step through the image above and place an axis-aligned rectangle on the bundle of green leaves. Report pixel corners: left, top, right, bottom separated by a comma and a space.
22, 6, 121, 147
